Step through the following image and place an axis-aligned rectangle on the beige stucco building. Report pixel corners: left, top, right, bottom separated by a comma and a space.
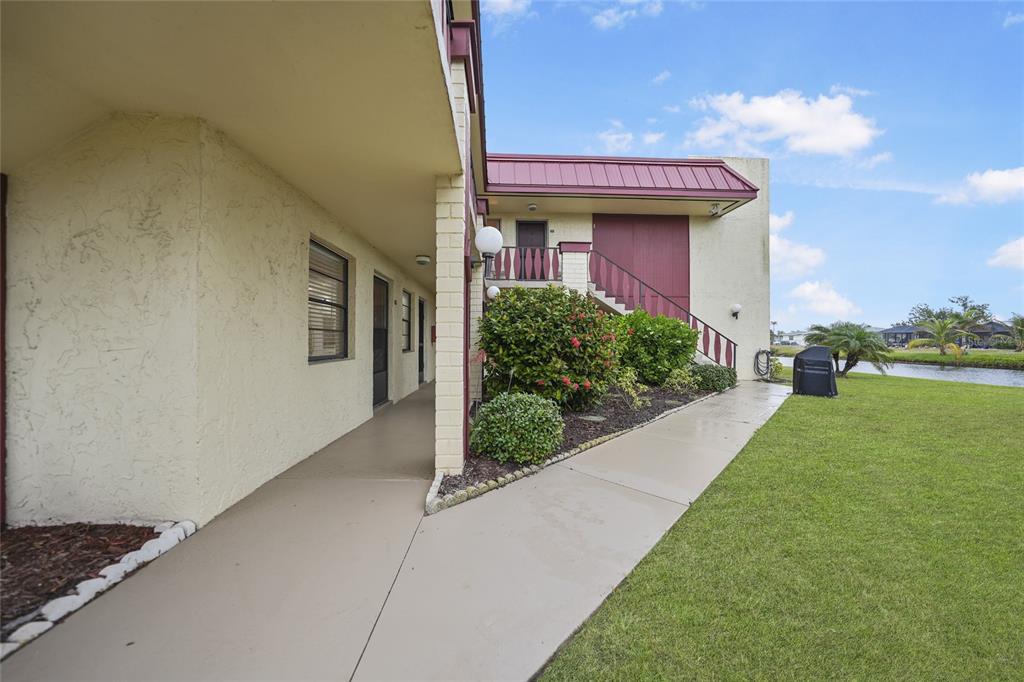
0, 0, 769, 528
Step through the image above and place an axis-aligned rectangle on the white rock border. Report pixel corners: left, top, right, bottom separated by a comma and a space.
425, 387, 734, 515
0, 520, 197, 659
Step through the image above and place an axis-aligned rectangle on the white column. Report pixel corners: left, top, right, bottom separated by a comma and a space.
559, 243, 591, 294
434, 174, 466, 475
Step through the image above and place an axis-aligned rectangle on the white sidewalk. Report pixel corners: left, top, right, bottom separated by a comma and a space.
3, 381, 789, 682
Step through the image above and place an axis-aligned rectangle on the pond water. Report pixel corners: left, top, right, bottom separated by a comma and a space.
777, 356, 1024, 388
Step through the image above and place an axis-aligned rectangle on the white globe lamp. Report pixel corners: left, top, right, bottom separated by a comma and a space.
474, 226, 503, 278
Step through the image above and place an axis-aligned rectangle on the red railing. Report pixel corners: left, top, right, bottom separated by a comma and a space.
589, 250, 736, 369
492, 247, 561, 282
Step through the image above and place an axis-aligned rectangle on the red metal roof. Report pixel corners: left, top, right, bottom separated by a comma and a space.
485, 154, 758, 199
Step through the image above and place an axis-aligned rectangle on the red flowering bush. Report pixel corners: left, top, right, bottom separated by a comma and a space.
479, 286, 617, 410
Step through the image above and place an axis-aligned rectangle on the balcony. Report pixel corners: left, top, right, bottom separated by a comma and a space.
490, 246, 562, 283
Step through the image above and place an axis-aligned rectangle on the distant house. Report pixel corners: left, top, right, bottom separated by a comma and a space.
776, 330, 808, 345
881, 320, 1011, 348
880, 325, 929, 346
972, 320, 1012, 348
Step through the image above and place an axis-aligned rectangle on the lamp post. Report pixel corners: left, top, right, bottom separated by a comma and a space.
474, 226, 503, 279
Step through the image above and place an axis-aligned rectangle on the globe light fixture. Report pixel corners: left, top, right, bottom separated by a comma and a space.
486, 285, 500, 300
731, 303, 743, 318
474, 226, 503, 278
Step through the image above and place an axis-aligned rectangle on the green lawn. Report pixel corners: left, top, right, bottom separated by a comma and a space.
542, 373, 1024, 680
772, 344, 1024, 370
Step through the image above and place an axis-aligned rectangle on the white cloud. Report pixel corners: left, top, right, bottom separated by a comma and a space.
662, 104, 681, 113
987, 237, 1024, 270
480, 0, 534, 31
858, 151, 893, 169
481, 0, 532, 16
646, 117, 658, 124
592, 7, 635, 29
687, 89, 882, 156
642, 131, 665, 145
769, 211, 795, 234
830, 84, 875, 97
652, 70, 672, 85
772, 235, 826, 279
1004, 12, 1024, 28
789, 281, 861, 318
598, 121, 634, 153
591, 1, 662, 29
768, 211, 824, 279
937, 167, 1024, 205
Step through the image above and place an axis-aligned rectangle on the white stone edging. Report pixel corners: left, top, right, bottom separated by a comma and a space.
0, 520, 197, 659
425, 387, 734, 515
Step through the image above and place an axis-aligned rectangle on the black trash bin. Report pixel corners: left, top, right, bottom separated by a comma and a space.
793, 345, 838, 397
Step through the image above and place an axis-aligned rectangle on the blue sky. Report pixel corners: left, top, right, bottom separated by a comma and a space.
479, 0, 1024, 330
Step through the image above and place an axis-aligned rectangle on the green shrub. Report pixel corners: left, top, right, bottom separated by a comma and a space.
480, 286, 617, 410
615, 310, 699, 386
470, 392, 564, 465
691, 363, 737, 392
907, 338, 937, 349
612, 365, 650, 409
664, 366, 697, 393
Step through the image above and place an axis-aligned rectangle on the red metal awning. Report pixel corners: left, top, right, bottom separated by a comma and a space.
485, 154, 758, 199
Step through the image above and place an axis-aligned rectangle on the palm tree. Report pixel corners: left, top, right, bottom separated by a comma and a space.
992, 313, 1024, 352
804, 322, 892, 376
951, 305, 990, 349
917, 316, 977, 356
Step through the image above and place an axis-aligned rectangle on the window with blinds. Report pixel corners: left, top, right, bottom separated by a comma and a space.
401, 291, 412, 351
308, 240, 348, 361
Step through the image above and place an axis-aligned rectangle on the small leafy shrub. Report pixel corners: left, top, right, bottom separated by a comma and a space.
612, 365, 650, 409
908, 338, 937, 349
470, 393, 564, 465
480, 286, 617, 410
990, 339, 1017, 350
664, 366, 697, 393
691, 363, 738, 392
615, 310, 699, 386
769, 356, 784, 382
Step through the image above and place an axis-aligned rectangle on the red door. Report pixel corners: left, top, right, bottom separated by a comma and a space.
593, 214, 690, 310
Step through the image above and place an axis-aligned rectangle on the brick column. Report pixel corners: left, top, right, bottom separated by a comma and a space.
558, 242, 592, 295
434, 174, 467, 474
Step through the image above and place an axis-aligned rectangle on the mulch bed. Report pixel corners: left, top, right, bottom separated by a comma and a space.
438, 386, 711, 497
1, 523, 157, 636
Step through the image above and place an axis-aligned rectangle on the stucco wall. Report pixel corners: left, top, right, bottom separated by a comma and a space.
5, 114, 436, 526
5, 114, 203, 524
688, 158, 771, 380
194, 123, 434, 522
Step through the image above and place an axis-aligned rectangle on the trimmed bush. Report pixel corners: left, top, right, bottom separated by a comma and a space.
691, 363, 738, 392
470, 393, 564, 465
615, 310, 699, 386
480, 286, 617, 410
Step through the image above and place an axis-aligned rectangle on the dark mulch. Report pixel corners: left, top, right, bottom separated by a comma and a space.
1, 523, 157, 634
439, 386, 710, 497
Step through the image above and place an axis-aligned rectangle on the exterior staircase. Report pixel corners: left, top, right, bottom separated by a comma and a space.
587, 250, 737, 369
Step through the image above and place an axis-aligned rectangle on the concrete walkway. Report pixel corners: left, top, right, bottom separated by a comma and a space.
3, 381, 789, 681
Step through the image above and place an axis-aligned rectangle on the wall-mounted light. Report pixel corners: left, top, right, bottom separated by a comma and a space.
527, 203, 538, 212
474, 226, 503, 278
709, 203, 721, 216
415, 255, 431, 266
731, 303, 742, 319
486, 285, 500, 300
